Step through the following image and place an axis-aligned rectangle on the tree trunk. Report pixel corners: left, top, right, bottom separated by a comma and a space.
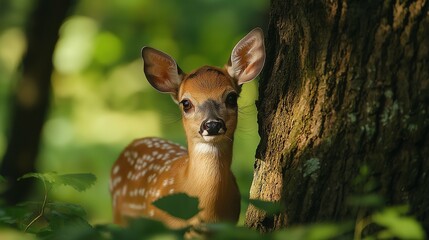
246, 0, 429, 233
0, 0, 76, 204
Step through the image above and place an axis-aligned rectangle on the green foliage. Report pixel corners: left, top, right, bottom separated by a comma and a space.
372, 206, 425, 239
272, 222, 354, 240
202, 223, 261, 240
1, 170, 427, 240
152, 193, 200, 220
350, 165, 426, 240
52, 173, 97, 192
105, 218, 184, 240
18, 172, 96, 192
0, 172, 96, 237
0, 205, 30, 226
248, 199, 283, 216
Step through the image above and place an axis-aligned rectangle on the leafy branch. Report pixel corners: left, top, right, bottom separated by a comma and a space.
13, 172, 96, 233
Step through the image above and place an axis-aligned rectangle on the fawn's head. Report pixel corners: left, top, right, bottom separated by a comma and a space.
141, 28, 265, 145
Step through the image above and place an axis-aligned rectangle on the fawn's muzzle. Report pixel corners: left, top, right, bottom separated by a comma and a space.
200, 119, 226, 136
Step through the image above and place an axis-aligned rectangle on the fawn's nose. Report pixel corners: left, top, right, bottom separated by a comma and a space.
200, 119, 226, 136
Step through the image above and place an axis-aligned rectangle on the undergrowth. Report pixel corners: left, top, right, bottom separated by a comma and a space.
0, 168, 425, 240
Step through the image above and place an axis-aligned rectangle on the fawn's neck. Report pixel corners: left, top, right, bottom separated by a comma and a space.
185, 140, 233, 185
184, 139, 239, 223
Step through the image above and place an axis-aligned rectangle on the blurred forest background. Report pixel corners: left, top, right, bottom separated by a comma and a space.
0, 0, 268, 224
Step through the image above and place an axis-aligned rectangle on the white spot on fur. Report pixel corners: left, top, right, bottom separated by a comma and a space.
112, 165, 120, 175
121, 185, 127, 196
111, 176, 122, 188
162, 179, 168, 187
168, 177, 174, 185
128, 203, 146, 210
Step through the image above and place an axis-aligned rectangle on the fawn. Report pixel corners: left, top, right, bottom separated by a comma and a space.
110, 28, 265, 228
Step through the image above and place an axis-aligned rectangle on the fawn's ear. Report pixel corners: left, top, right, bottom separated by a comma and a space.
226, 28, 266, 85
142, 47, 184, 96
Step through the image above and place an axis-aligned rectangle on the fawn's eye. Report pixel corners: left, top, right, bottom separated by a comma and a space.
225, 92, 238, 108
180, 99, 193, 112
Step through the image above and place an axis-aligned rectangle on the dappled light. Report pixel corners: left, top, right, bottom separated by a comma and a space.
53, 16, 98, 74
0, 28, 26, 72
0, 28, 27, 157
0, 0, 268, 227
93, 32, 123, 66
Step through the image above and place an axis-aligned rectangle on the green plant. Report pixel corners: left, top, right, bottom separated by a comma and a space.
0, 171, 426, 240
0, 172, 96, 238
349, 165, 425, 240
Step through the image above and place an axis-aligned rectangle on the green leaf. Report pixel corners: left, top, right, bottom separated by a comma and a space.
305, 222, 354, 239
152, 193, 200, 220
46, 210, 92, 231
126, 218, 172, 236
249, 199, 283, 215
18, 172, 58, 184
0, 205, 30, 225
18, 172, 96, 192
55, 173, 97, 192
0, 175, 6, 183
206, 223, 261, 240
100, 218, 178, 240
273, 222, 354, 240
47, 202, 87, 218
372, 206, 425, 239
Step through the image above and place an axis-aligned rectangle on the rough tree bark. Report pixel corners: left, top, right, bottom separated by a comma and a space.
0, 0, 76, 204
246, 0, 429, 233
